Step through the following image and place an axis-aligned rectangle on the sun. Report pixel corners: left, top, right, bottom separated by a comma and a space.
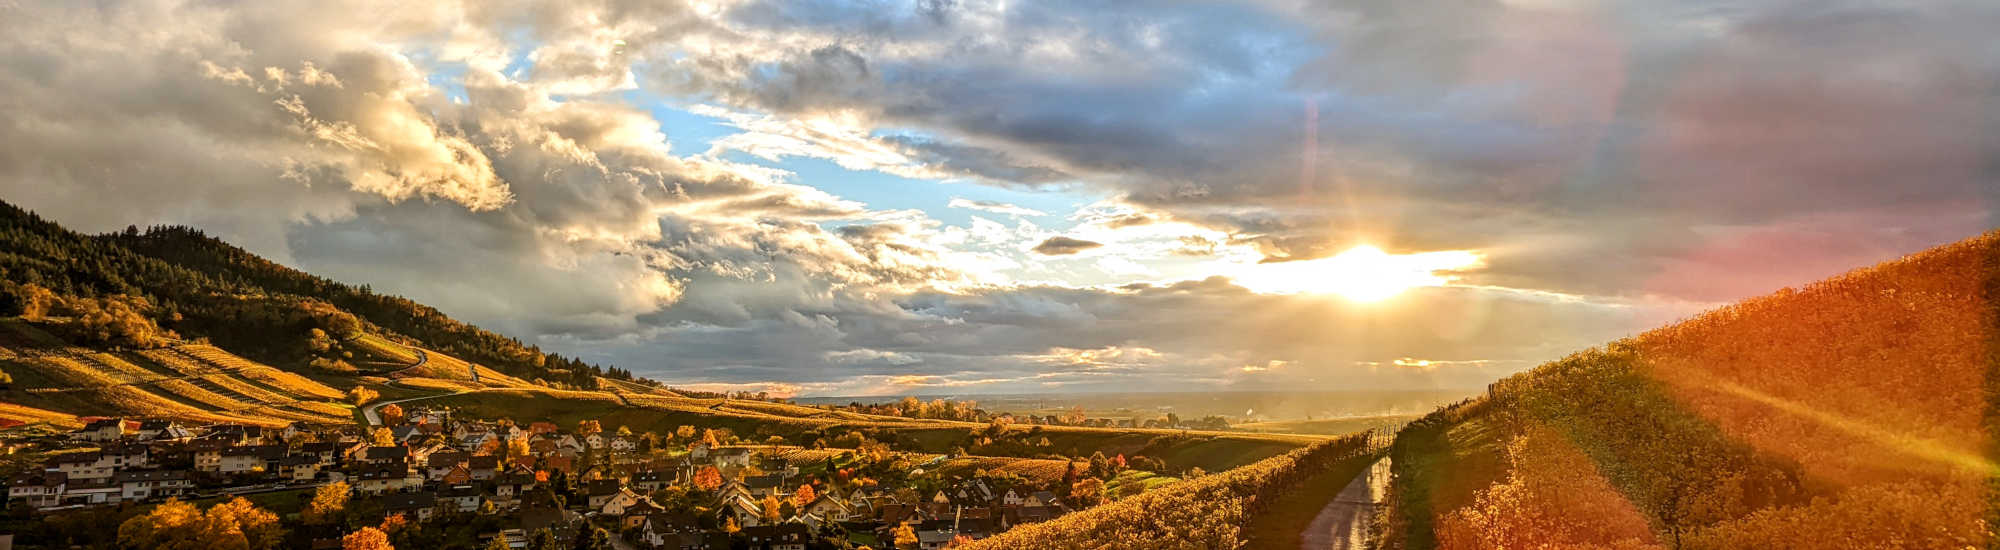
1232, 245, 1482, 302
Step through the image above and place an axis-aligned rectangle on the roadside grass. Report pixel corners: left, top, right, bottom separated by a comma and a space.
1381, 410, 1507, 550
1240, 450, 1382, 550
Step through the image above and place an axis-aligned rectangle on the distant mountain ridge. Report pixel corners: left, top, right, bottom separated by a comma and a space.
0, 199, 643, 389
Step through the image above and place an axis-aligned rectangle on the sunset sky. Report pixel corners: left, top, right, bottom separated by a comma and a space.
2, 0, 1994, 396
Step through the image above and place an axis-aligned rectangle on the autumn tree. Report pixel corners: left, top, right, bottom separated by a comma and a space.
761, 495, 784, 524
342, 526, 393, 550
118, 497, 284, 550
348, 386, 379, 405
892, 523, 919, 549
693, 466, 723, 491
675, 425, 696, 441
1068, 478, 1105, 508
793, 484, 818, 508
370, 427, 395, 446
379, 404, 405, 426
303, 482, 351, 525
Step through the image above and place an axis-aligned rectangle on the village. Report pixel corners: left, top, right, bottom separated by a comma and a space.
1, 405, 1159, 549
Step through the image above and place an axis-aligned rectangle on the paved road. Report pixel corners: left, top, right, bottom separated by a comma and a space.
1300, 456, 1392, 550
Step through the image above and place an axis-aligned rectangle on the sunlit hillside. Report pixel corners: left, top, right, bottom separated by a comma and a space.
1378, 232, 1999, 549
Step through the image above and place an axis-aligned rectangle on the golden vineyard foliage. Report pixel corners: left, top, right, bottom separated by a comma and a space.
1382, 231, 2000, 549
961, 432, 1374, 550
1437, 426, 1657, 550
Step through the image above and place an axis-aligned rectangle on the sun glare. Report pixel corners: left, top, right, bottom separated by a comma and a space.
1233, 245, 1482, 302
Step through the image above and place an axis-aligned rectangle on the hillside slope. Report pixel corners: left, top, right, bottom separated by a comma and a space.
1378, 232, 1999, 549
0, 200, 643, 388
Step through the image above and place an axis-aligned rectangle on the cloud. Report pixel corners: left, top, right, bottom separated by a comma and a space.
947, 198, 1045, 217
1030, 236, 1104, 256
2, 0, 1988, 397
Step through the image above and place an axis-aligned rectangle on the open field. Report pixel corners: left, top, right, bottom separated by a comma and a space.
1234, 414, 1419, 436
420, 388, 1327, 472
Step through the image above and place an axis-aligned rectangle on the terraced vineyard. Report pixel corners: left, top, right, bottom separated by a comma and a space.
0, 325, 355, 426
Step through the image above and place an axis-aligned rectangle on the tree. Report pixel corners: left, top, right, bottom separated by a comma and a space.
348, 386, 379, 405
343, 527, 392, 550
675, 425, 696, 441
576, 419, 600, 436
504, 438, 532, 464
303, 482, 350, 525
793, 484, 818, 508
379, 404, 405, 426
722, 516, 741, 534
370, 427, 394, 446
693, 466, 723, 491
892, 523, 919, 549
528, 529, 558, 550
484, 535, 512, 550
761, 495, 784, 524
1069, 478, 1105, 508
119, 497, 284, 550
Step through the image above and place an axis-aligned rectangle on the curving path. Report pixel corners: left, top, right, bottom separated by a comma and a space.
1300, 456, 1392, 550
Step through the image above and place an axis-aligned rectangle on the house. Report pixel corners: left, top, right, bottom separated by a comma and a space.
583, 479, 623, 509
7, 471, 66, 509
733, 474, 787, 498
379, 491, 439, 521
802, 495, 854, 522
641, 513, 706, 549
619, 498, 664, 529
216, 445, 285, 474
362, 446, 409, 465
1028, 491, 1061, 508
527, 422, 558, 435
630, 470, 669, 492
440, 484, 483, 513
202, 424, 267, 445
709, 447, 754, 468
467, 455, 500, 480
598, 488, 646, 516
352, 464, 418, 495
50, 446, 149, 482
280, 456, 322, 481
135, 420, 192, 442
115, 469, 192, 501
298, 442, 342, 465
583, 432, 606, 450
609, 436, 636, 452
915, 519, 961, 550
69, 418, 129, 442
725, 494, 768, 527
1001, 488, 1025, 506
740, 524, 811, 550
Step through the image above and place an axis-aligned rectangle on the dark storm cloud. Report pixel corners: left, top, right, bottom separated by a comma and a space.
1030, 236, 1104, 256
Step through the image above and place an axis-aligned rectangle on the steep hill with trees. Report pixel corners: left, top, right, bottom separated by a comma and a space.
0, 200, 639, 388
1376, 232, 2000, 549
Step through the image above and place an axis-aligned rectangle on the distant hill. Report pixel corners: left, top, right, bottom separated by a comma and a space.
0, 199, 641, 389
1378, 232, 1998, 549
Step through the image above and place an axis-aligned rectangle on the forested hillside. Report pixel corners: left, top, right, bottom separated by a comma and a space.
1376, 232, 1999, 549
0, 200, 639, 388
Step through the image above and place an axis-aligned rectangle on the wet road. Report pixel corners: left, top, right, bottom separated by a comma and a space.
1300, 456, 1391, 550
